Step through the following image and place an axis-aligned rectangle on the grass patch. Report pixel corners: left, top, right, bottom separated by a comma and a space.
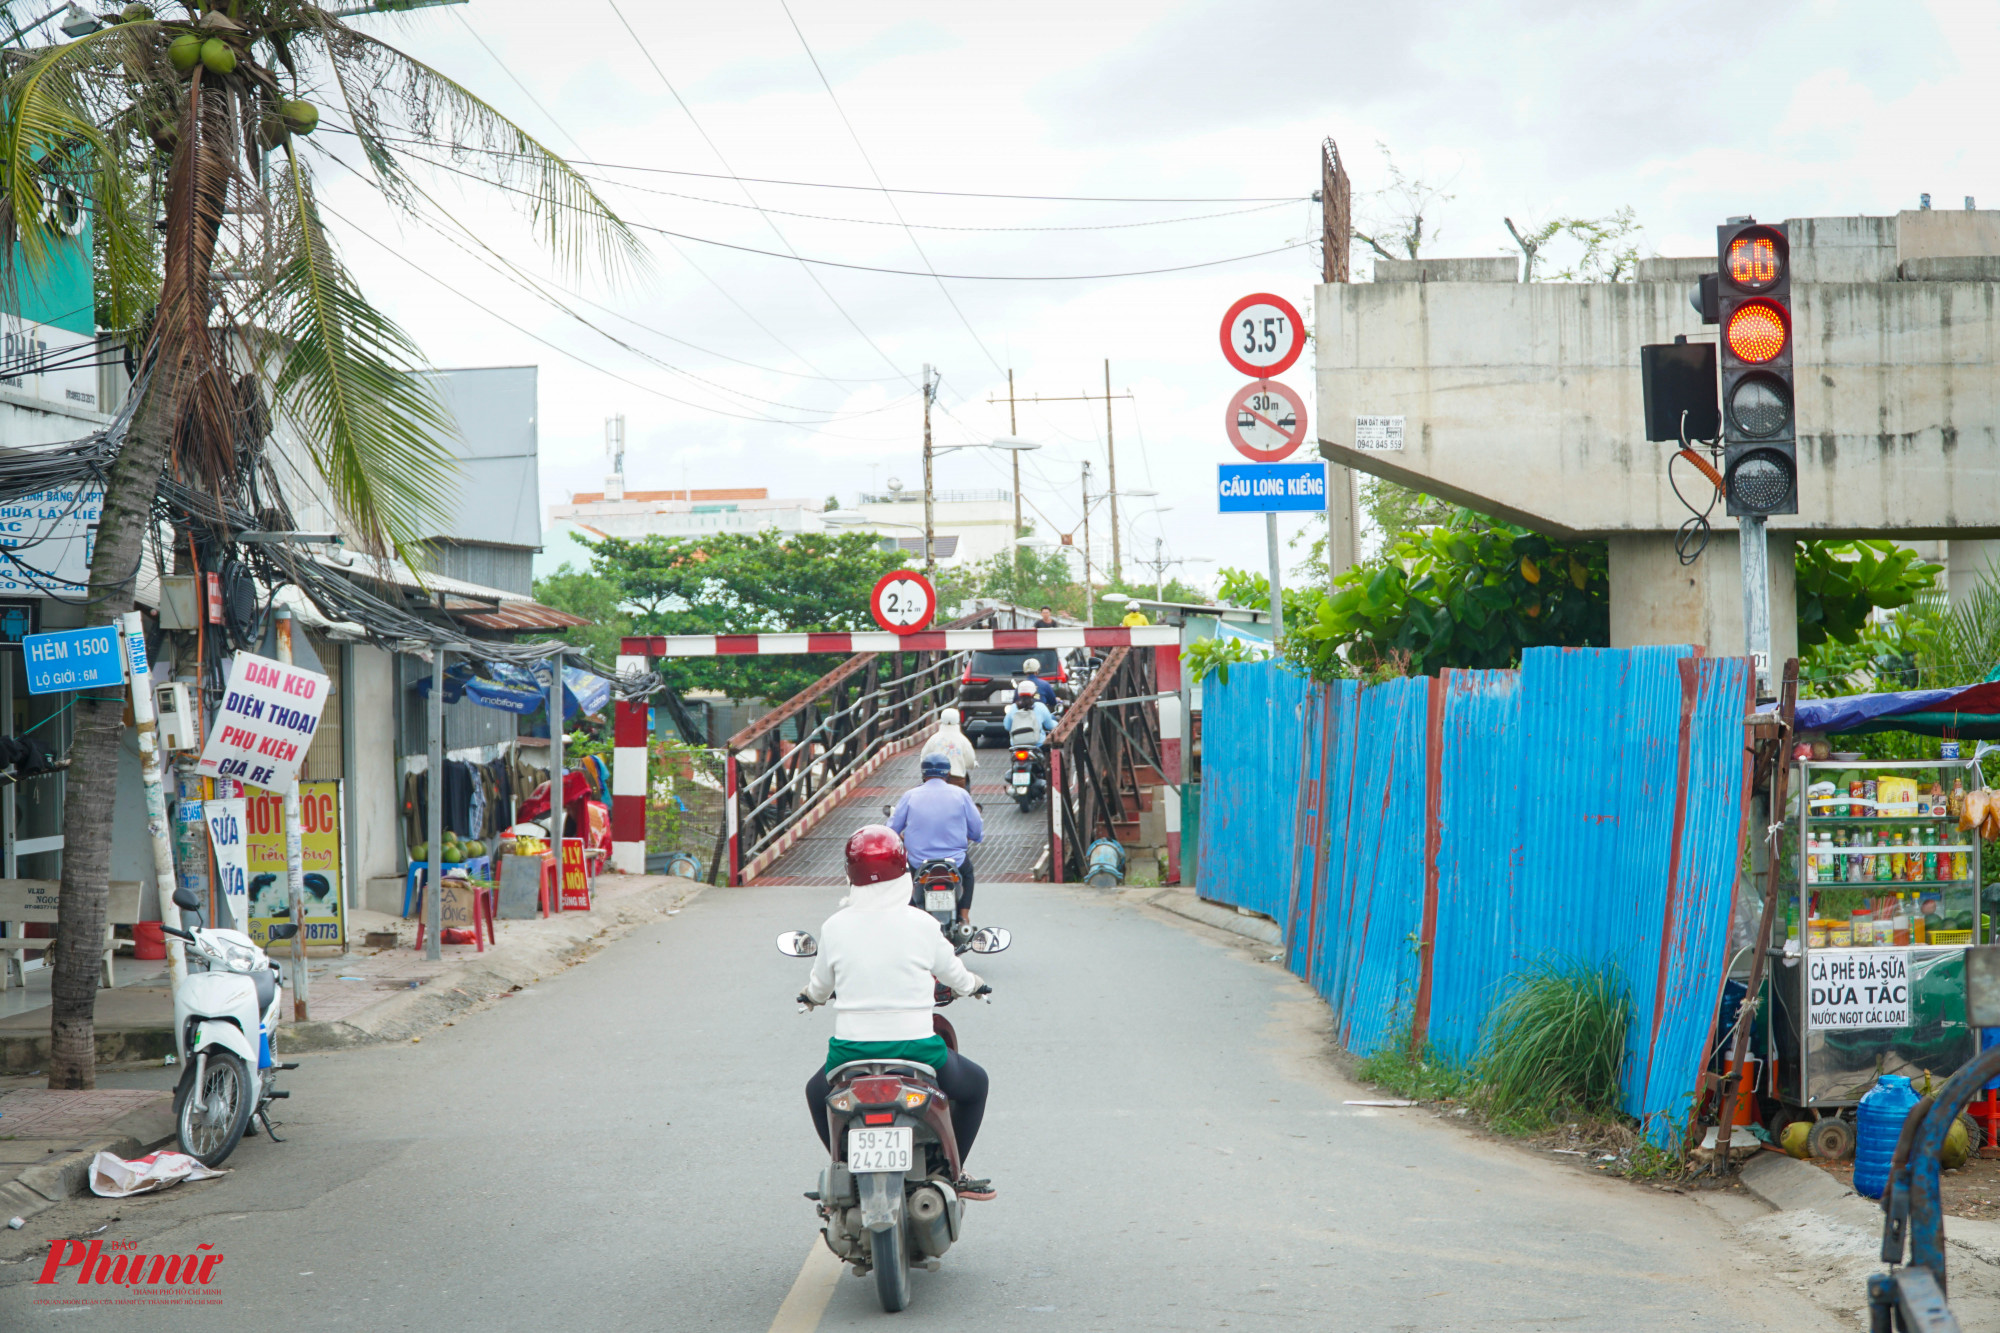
1481, 960, 1632, 1135
1356, 1035, 1476, 1103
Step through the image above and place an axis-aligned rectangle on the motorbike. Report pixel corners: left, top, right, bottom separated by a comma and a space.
161, 883, 300, 1167
777, 926, 1011, 1312
912, 857, 977, 951
1007, 743, 1048, 812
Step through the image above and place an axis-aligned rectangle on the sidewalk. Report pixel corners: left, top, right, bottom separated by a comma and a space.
0, 871, 703, 1225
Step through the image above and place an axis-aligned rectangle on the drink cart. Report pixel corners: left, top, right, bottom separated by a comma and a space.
1765, 757, 1984, 1157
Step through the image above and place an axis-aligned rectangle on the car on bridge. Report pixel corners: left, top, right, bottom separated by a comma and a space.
956, 649, 1077, 746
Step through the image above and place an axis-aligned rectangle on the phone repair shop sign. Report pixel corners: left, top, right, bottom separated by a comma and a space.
1807, 947, 1911, 1030
195, 652, 331, 791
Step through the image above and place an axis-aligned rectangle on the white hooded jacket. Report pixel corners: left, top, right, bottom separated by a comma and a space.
803, 874, 983, 1041
918, 708, 978, 777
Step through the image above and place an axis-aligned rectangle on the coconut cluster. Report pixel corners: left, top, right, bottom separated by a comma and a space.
153, 10, 317, 146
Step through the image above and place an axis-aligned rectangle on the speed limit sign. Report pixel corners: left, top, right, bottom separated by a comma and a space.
1224, 380, 1309, 462
1219, 292, 1304, 378
870, 569, 937, 635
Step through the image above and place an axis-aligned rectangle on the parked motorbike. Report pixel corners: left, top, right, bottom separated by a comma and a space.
1007, 743, 1048, 812
777, 926, 1011, 1312
161, 884, 300, 1167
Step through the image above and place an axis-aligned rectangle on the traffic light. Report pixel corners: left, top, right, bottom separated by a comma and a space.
1716, 219, 1796, 516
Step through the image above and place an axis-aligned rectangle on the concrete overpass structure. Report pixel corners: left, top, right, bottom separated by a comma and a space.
1314, 209, 2000, 663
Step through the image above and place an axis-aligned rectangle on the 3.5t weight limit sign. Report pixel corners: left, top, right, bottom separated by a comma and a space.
1224, 380, 1308, 462
870, 569, 937, 636
1220, 292, 1304, 379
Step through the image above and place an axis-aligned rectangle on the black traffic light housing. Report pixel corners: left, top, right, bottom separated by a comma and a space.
1639, 336, 1718, 442
1716, 219, 1797, 516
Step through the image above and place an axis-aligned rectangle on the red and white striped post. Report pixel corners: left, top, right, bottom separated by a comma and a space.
1046, 749, 1064, 883
610, 637, 650, 874
724, 752, 742, 886
1154, 643, 1184, 884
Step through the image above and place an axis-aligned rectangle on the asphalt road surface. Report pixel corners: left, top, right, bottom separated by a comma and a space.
0, 875, 1843, 1331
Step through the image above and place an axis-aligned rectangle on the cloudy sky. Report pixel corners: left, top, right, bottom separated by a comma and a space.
317, 0, 1996, 591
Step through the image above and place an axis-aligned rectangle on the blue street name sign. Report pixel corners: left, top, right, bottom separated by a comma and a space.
23, 624, 124, 695
1216, 462, 1328, 514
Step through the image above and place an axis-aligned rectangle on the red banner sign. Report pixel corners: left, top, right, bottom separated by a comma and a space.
561, 837, 591, 911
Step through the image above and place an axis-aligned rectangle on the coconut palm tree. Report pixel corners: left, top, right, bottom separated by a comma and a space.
0, 1, 641, 1087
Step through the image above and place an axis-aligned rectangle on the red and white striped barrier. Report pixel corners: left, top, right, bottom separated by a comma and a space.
621, 626, 1178, 658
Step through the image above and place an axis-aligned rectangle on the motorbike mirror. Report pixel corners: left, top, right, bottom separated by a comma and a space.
775, 930, 818, 958
266, 922, 300, 942
170, 885, 202, 913
966, 927, 1011, 955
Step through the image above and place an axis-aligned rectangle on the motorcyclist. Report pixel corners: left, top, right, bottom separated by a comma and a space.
1017, 658, 1058, 710
1003, 680, 1056, 748
801, 826, 994, 1199
889, 754, 982, 924
918, 706, 977, 790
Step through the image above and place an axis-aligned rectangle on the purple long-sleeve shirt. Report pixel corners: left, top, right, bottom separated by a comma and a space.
888, 778, 984, 866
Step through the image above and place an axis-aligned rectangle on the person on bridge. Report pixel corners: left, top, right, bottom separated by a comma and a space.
918, 707, 977, 790
802, 825, 993, 1199
1018, 659, 1058, 710
1004, 680, 1056, 748
889, 754, 983, 924
1032, 605, 1059, 629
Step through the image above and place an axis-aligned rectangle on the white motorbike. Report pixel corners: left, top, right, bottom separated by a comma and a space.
162, 884, 299, 1167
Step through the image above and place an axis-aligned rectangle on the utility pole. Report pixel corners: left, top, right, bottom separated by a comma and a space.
1266, 513, 1286, 640
1104, 359, 1121, 580
921, 363, 937, 575
1006, 369, 1021, 563
275, 609, 310, 1017
1154, 536, 1165, 602
1319, 136, 1359, 587
1080, 461, 1094, 624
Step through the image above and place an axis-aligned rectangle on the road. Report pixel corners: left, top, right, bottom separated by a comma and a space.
0, 874, 1842, 1331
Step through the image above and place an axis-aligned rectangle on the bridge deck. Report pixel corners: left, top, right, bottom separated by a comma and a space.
754, 745, 1049, 886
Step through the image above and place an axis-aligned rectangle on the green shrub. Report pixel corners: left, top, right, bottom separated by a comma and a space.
1481, 960, 1632, 1133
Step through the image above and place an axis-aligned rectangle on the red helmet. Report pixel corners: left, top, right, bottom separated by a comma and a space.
845, 825, 907, 885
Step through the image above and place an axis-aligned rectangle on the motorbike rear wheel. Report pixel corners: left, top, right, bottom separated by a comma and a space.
870, 1218, 911, 1312
174, 1050, 255, 1167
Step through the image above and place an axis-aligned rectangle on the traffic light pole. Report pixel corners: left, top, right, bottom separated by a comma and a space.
1739, 514, 1772, 696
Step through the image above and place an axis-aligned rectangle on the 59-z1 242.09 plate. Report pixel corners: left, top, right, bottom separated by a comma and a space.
925, 888, 956, 912
847, 1125, 913, 1173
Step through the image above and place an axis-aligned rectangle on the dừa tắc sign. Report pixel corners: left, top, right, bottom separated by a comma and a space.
195, 652, 330, 791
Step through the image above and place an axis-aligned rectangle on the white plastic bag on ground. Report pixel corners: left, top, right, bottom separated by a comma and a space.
89, 1150, 227, 1197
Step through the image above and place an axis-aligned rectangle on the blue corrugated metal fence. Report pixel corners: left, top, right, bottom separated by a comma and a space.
1195, 648, 1754, 1140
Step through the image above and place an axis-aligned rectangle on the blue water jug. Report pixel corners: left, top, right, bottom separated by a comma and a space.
1855, 1074, 1922, 1199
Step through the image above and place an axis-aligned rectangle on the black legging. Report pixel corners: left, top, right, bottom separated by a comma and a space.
807, 1052, 989, 1163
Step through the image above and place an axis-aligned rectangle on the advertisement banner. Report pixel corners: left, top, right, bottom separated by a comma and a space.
1807, 947, 1912, 1030
203, 797, 250, 928
0, 485, 103, 597
560, 837, 590, 911
242, 781, 344, 950
195, 652, 331, 791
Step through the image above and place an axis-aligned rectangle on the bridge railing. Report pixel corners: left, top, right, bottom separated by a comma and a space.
724, 609, 997, 884
1045, 646, 1166, 882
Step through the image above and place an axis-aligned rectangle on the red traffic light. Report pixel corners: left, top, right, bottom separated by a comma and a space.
1725, 299, 1788, 364
1725, 228, 1785, 291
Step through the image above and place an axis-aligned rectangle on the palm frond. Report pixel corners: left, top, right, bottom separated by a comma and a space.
253, 152, 456, 561
310, 21, 645, 283
0, 21, 163, 330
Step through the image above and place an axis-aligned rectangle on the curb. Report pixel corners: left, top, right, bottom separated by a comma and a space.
1142, 888, 1283, 945
275, 875, 706, 1054
0, 1104, 175, 1225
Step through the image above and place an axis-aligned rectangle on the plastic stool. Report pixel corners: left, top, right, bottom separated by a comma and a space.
411, 884, 497, 952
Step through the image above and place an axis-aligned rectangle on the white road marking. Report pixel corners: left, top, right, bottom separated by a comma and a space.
767, 1237, 843, 1333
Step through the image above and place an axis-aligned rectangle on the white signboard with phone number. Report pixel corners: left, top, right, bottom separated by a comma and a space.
1807, 947, 1911, 1030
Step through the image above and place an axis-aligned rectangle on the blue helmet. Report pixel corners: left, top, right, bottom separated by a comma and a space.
921, 754, 952, 779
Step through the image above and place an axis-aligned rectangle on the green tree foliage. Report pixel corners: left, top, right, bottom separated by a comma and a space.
578, 530, 911, 700
1795, 540, 1941, 650
1505, 208, 1644, 282
1285, 511, 1611, 679
533, 565, 632, 664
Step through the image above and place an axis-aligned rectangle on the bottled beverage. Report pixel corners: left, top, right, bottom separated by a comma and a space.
1890, 833, 1906, 879
1875, 831, 1893, 882
1786, 900, 1800, 942
1924, 829, 1939, 881
1951, 775, 1967, 820
1894, 895, 1911, 945
1957, 849, 1970, 881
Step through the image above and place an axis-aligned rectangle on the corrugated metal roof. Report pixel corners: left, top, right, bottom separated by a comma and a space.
457, 600, 591, 632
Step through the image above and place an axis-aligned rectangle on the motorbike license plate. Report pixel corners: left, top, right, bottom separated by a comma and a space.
1011, 772, 1030, 789
847, 1125, 913, 1173
925, 888, 956, 912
